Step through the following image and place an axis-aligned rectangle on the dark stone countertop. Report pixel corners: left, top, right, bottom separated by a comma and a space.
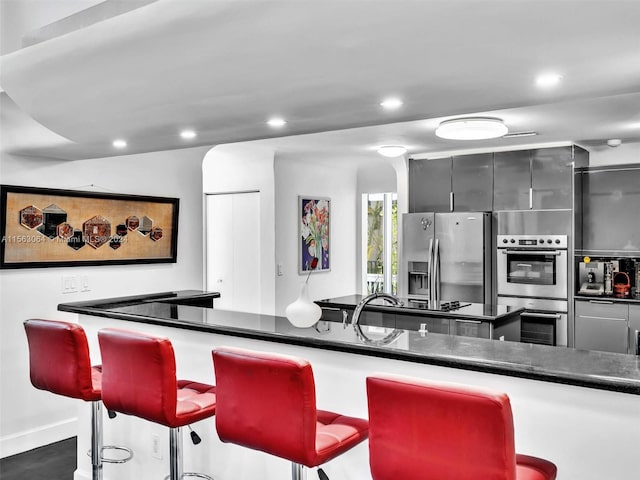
58, 290, 640, 395
317, 294, 523, 323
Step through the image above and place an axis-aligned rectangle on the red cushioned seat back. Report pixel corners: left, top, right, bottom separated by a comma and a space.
367, 374, 517, 480
213, 346, 318, 466
23, 319, 100, 402
98, 328, 178, 427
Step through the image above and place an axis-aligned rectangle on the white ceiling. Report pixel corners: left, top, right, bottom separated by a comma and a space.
1, 0, 639, 161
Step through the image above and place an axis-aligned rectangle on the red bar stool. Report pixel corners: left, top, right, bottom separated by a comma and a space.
212, 346, 369, 480
366, 374, 558, 480
97, 328, 216, 480
23, 319, 133, 480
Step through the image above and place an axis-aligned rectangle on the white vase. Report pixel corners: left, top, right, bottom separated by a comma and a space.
285, 282, 322, 328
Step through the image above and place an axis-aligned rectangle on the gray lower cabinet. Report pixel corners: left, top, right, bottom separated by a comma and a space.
396, 314, 450, 334
450, 318, 491, 339
629, 305, 640, 355
574, 300, 629, 353
320, 306, 395, 328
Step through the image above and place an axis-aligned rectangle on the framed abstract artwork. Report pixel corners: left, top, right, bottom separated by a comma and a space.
298, 196, 330, 274
0, 185, 179, 269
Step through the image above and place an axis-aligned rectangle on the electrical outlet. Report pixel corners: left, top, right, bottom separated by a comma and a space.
151, 434, 162, 460
80, 275, 90, 292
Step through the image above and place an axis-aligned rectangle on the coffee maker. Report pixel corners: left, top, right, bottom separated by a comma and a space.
578, 261, 605, 296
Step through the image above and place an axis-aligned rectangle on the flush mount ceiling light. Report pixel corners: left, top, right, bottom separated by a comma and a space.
377, 145, 408, 157
112, 139, 127, 148
435, 117, 508, 140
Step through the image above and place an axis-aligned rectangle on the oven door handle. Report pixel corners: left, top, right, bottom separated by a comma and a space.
501, 250, 563, 256
521, 312, 562, 320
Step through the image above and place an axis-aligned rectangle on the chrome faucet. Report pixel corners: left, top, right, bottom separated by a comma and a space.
350, 292, 404, 346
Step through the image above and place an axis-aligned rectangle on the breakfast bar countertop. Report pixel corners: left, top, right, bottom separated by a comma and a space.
58, 290, 640, 395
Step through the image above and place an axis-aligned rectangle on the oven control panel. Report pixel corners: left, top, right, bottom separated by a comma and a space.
497, 234, 567, 249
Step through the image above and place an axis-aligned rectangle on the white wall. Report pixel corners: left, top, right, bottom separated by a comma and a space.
274, 155, 360, 315
0, 145, 208, 457
202, 144, 276, 315
587, 142, 640, 166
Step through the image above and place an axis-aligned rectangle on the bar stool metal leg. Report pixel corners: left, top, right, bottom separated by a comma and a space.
164, 427, 214, 480
291, 462, 306, 480
169, 427, 183, 480
91, 401, 103, 480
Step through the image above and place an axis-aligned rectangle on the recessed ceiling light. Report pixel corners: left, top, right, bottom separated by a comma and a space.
267, 117, 287, 128
435, 117, 508, 140
377, 145, 408, 157
112, 139, 127, 148
535, 73, 563, 88
380, 97, 403, 110
180, 130, 197, 139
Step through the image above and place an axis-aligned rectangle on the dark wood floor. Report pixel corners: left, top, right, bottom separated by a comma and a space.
0, 437, 76, 480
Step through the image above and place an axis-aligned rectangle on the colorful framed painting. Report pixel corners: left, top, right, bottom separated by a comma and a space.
298, 196, 330, 274
0, 185, 179, 269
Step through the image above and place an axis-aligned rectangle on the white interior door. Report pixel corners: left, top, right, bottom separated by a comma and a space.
205, 191, 261, 313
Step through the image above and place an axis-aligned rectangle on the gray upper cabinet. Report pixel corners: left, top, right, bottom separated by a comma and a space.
580, 165, 640, 253
531, 147, 574, 210
411, 146, 587, 213
493, 146, 586, 211
409, 154, 493, 213
409, 157, 452, 212
451, 153, 493, 212
493, 150, 531, 210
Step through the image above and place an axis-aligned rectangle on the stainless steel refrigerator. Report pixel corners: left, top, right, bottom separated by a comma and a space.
402, 212, 492, 304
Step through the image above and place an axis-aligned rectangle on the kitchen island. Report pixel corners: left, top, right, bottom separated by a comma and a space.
317, 294, 523, 341
59, 291, 639, 480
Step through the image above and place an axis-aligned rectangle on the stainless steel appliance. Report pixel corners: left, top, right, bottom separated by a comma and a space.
497, 235, 568, 299
403, 212, 492, 304
497, 234, 569, 346
578, 261, 606, 296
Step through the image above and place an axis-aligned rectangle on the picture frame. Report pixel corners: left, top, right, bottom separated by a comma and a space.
298, 196, 330, 274
0, 185, 179, 269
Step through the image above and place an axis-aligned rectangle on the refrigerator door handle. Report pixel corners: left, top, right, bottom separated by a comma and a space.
427, 238, 434, 301
432, 238, 440, 303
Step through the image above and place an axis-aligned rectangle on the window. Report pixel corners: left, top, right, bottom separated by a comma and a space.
363, 193, 397, 294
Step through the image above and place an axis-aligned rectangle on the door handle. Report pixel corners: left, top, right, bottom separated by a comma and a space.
501, 250, 562, 256
523, 312, 561, 320
433, 238, 440, 303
